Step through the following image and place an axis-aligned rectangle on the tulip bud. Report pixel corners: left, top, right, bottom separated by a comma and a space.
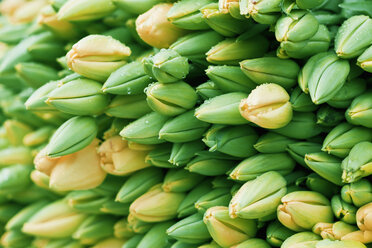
35, 139, 106, 191
145, 143, 173, 168
357, 202, 372, 232
123, 234, 144, 248
316, 105, 344, 127
0, 164, 33, 195
231, 239, 271, 248
230, 171, 287, 219
316, 239, 367, 248
290, 87, 318, 112
163, 169, 204, 193
346, 91, 372, 128
239, 83, 292, 129
313, 221, 358, 240
146, 81, 197, 116
25, 81, 59, 112
203, 206, 257, 248
240, 0, 282, 24
0, 146, 33, 166
1, 230, 33, 248
98, 136, 150, 176
331, 195, 357, 225
105, 95, 152, 119
3, 119, 33, 146
341, 179, 372, 207
281, 232, 321, 248
130, 184, 185, 222
277, 191, 333, 231
186, 151, 237, 176
66, 35, 131, 81
195, 187, 232, 213
254, 132, 296, 154
22, 200, 87, 238
114, 218, 136, 239
91, 237, 127, 248
298, 173, 339, 199
357, 45, 372, 73
23, 126, 54, 147
137, 221, 174, 248
136, 3, 188, 49
196, 81, 224, 100
15, 62, 59, 89
266, 221, 296, 247
113, 0, 164, 14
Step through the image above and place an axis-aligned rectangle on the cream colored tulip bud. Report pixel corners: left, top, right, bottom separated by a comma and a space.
239, 83, 292, 129
341, 230, 372, 244
98, 136, 150, 176
136, 3, 188, 49
34, 139, 106, 191
357, 202, 372, 231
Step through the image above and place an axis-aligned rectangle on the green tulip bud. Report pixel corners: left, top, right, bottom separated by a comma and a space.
143, 49, 189, 83
316, 239, 367, 248
230, 153, 295, 181
290, 87, 318, 112
25, 81, 59, 112
46, 79, 110, 116
286, 142, 322, 167
66, 190, 110, 215
163, 169, 204, 193
281, 232, 321, 248
277, 191, 333, 231
240, 0, 282, 24
15, 62, 59, 89
198, 241, 223, 248
23, 126, 54, 147
341, 179, 372, 207
331, 195, 357, 225
196, 92, 249, 125
130, 184, 185, 222
316, 105, 344, 127
1, 230, 33, 248
231, 238, 271, 248
145, 143, 173, 168
196, 81, 224, 100
57, 0, 115, 21
137, 221, 174, 248
254, 132, 296, 154
122, 234, 144, 248
167, 213, 211, 244
203, 206, 257, 248
91, 237, 126, 248
120, 112, 170, 144
171, 241, 196, 248
100, 199, 130, 216
3, 119, 33, 146
206, 66, 256, 94
296, 173, 339, 199
195, 187, 232, 213
341, 141, 372, 183
0, 164, 33, 195
357, 45, 372, 73
114, 218, 135, 239
203, 124, 258, 157
105, 94, 152, 119
127, 213, 153, 234
169, 140, 205, 167
66, 35, 131, 81
328, 78, 367, 109
335, 15, 372, 59
146, 81, 197, 116
230, 171, 287, 219
322, 123, 372, 158
346, 91, 372, 128
113, 0, 164, 14
167, 0, 214, 30
266, 221, 296, 247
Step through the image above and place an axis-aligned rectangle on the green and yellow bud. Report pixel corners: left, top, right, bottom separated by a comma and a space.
0, 164, 32, 195
127, 213, 154, 234
195, 187, 232, 213
66, 35, 131, 81
230, 153, 295, 181
167, 213, 211, 244
278, 191, 333, 231
286, 142, 322, 167
357, 45, 372, 73
254, 132, 296, 154
0, 146, 33, 166
240, 0, 282, 24
281, 232, 321, 248
22, 200, 87, 238
100, 199, 130, 216
23, 126, 54, 147
231, 238, 271, 248
113, 0, 164, 14
25, 81, 59, 112
313, 221, 358, 240
114, 219, 135, 239
316, 239, 367, 248
15, 62, 59, 89
120, 112, 170, 144
206, 65, 256, 94
91, 237, 127, 248
357, 202, 372, 232
66, 190, 109, 215
342, 141, 372, 183
1, 230, 33, 248
145, 143, 173, 168
342, 229, 372, 244
290, 87, 318, 112
137, 221, 174, 248
331, 195, 357, 225
335, 15, 372, 59
196, 92, 249, 125
171, 241, 196, 248
167, 0, 214, 30
341, 179, 372, 207
122, 234, 143, 248
136, 3, 188, 49
346, 91, 372, 128
146, 81, 197, 116
163, 169, 204, 193
3, 119, 33, 146
266, 221, 296, 247
299, 173, 339, 199
105, 95, 152, 119
239, 83, 292, 129
57, 0, 115, 21
203, 206, 257, 248
186, 151, 237, 176
45, 116, 97, 157
130, 184, 185, 222
196, 81, 224, 100
35, 139, 106, 191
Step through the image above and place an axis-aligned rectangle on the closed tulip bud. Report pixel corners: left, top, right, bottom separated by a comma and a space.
0, 146, 33, 166
331, 195, 357, 225
186, 151, 237, 176
240, 83, 292, 129
116, 167, 163, 203
127, 213, 154, 234
298, 173, 339, 199
266, 221, 296, 247
23, 126, 54, 147
167, 0, 213, 30
335, 15, 372, 59
123, 234, 143, 248
357, 45, 372, 73
206, 66, 256, 94
100, 199, 130, 216
329, 78, 367, 109
91, 237, 127, 248
163, 169, 204, 193
46, 79, 110, 116
240, 0, 281, 24
322, 123, 372, 158
170, 31, 224, 61
98, 136, 150, 176
357, 202, 372, 231
313, 221, 358, 240
316, 239, 367, 248
114, 219, 135, 239
277, 191, 333, 231
35, 139, 106, 191
146, 81, 197, 116
0, 164, 32, 195
230, 171, 287, 219
25, 81, 59, 112
281, 232, 321, 248
206, 36, 269, 65
168, 140, 205, 166
212, 176, 237, 189
136, 4, 188, 49
103, 61, 152, 95
273, 112, 322, 139
57, 0, 115, 21
342, 142, 372, 183
3, 119, 32, 146
290, 87, 318, 112
203, 206, 257, 248
316, 105, 344, 127
145, 143, 173, 168
196, 92, 249, 125
130, 184, 185, 222
143, 49, 189, 83
240, 57, 300, 89
177, 180, 213, 218
230, 153, 295, 181
1, 230, 33, 248
22, 200, 87, 238
15, 62, 59, 89
286, 142, 321, 167
45, 116, 97, 157
66, 35, 131, 81
341, 179, 372, 207
346, 91, 372, 128
113, 0, 164, 14
196, 81, 224, 100
137, 221, 174, 248
167, 213, 211, 244
171, 241, 197, 248
120, 112, 170, 144
105, 95, 152, 119
203, 125, 258, 157
231, 239, 271, 248
195, 187, 232, 213
254, 132, 296, 154
341, 230, 372, 244
66, 190, 109, 214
